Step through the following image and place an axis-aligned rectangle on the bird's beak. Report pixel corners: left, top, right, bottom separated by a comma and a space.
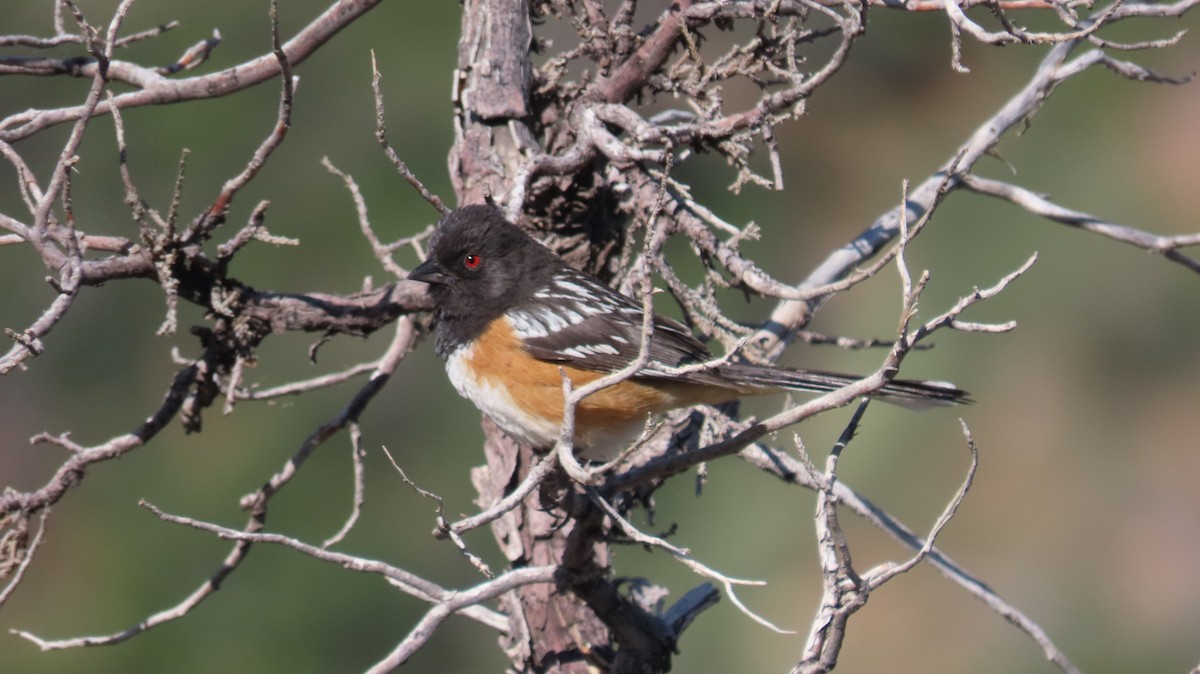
408, 258, 449, 285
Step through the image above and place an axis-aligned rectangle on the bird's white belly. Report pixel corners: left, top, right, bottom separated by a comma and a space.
445, 346, 560, 448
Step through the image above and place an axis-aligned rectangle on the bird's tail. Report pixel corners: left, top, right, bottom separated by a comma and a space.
718, 362, 971, 409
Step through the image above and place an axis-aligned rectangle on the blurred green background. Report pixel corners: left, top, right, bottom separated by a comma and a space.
2, 1, 1198, 672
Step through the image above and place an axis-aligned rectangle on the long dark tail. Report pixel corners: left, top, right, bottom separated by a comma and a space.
719, 362, 971, 409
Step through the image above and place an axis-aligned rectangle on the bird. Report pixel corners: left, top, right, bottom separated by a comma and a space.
408, 205, 969, 460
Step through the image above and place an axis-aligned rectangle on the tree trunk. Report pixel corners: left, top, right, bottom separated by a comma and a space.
452, 1, 616, 671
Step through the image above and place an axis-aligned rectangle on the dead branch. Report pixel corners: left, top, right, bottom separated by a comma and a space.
8, 316, 420, 650
0, 0, 385, 142
748, 22, 1196, 361
791, 411, 985, 674
961, 173, 1200, 274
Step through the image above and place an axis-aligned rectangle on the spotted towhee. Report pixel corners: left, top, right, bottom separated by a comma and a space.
409, 205, 968, 459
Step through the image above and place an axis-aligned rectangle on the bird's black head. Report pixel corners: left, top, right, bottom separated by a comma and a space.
409, 205, 560, 355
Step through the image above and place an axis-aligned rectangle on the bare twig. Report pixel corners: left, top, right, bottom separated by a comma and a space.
0, 19, 178, 49
586, 485, 788, 633
321, 423, 369, 548
861, 421, 979, 585
365, 565, 556, 673
0, 511, 49, 610
323, 157, 407, 278
370, 51, 448, 216
236, 360, 379, 400
737, 436, 1081, 674
961, 174, 1200, 275
133, 501, 514, 633
7, 317, 419, 648
444, 454, 558, 536
382, 447, 494, 577
0, 0, 128, 373
0, 357, 203, 529
792, 408, 985, 674
187, 0, 295, 242
1, 0, 386, 142
743, 10, 1192, 359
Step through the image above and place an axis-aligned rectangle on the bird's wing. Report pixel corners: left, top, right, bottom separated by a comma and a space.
508, 269, 715, 376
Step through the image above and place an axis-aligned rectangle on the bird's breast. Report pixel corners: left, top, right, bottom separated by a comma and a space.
443, 317, 704, 458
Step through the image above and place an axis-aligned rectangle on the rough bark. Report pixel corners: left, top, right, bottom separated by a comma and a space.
453, 1, 616, 671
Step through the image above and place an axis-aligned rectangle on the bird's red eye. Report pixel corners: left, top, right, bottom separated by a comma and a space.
463, 253, 482, 270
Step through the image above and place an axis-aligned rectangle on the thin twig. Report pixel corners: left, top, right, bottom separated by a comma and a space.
322, 423, 368, 548
444, 454, 558, 535
187, 0, 294, 242
364, 566, 555, 673
1, 0, 386, 142
370, 50, 448, 216
236, 360, 378, 400
323, 156, 407, 278
961, 173, 1200, 275
382, 446, 494, 577
7, 317, 419, 649
0, 511, 50, 610
135, 501, 514, 633
586, 486, 789, 634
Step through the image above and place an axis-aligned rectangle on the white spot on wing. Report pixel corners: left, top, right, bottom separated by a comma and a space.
509, 299, 590, 340
560, 343, 620, 359
554, 279, 592, 297
536, 307, 569, 332
508, 311, 549, 339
